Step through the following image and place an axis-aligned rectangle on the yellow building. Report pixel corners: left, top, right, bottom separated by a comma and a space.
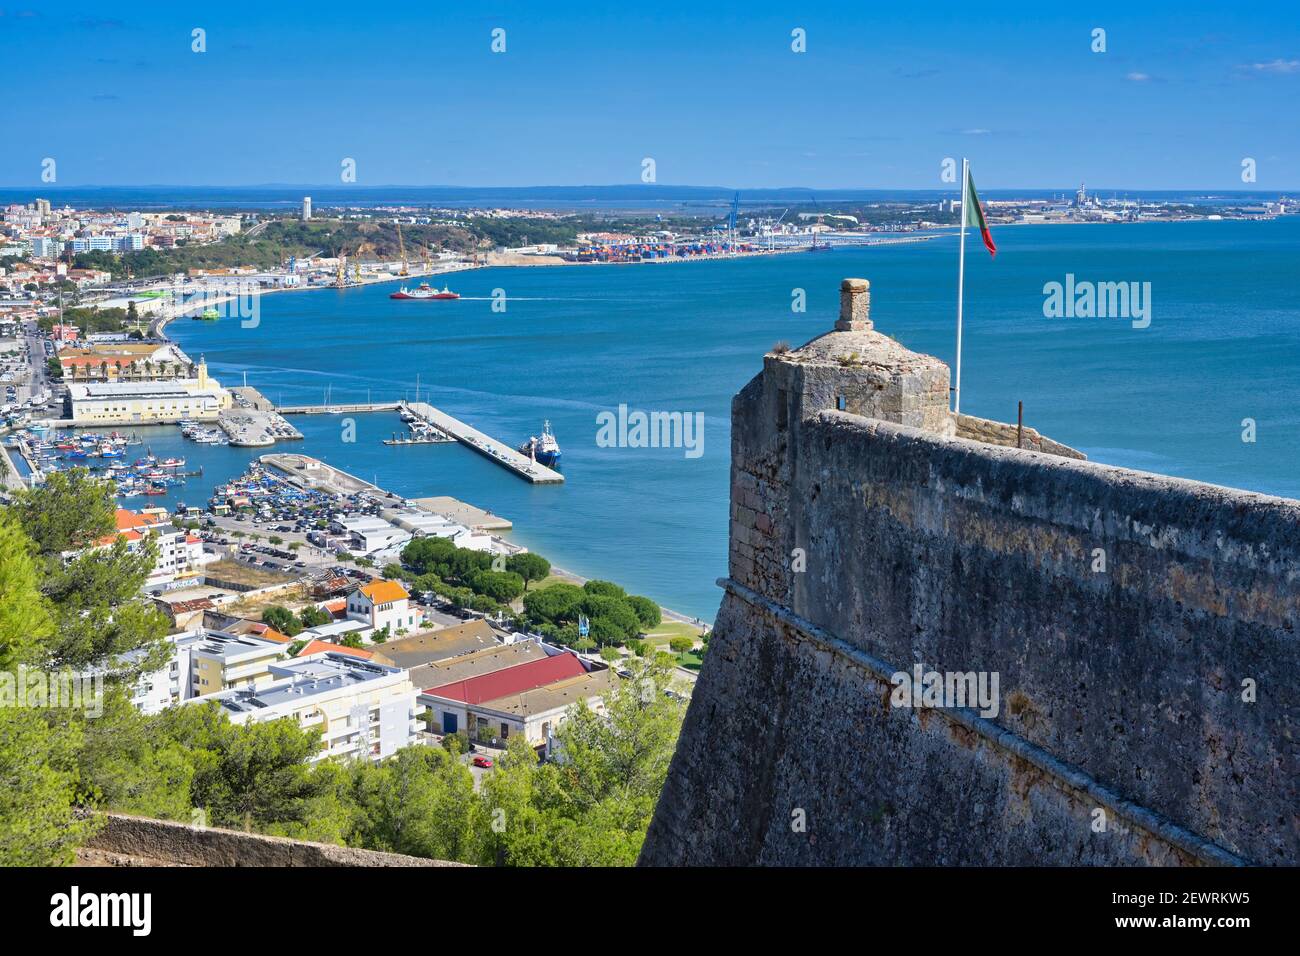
66, 357, 232, 424
190, 632, 288, 695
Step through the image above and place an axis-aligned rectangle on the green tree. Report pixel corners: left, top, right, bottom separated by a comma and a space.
350, 746, 476, 861
402, 536, 457, 576
506, 553, 551, 590
468, 569, 525, 604
0, 511, 97, 866
14, 469, 169, 676
261, 605, 303, 637
0, 509, 53, 669
75, 691, 196, 821
579, 594, 642, 644
382, 563, 405, 581
582, 580, 627, 600
626, 596, 662, 630
156, 703, 327, 833
12, 468, 114, 555
0, 708, 98, 866
668, 637, 694, 654
297, 605, 331, 629
521, 582, 584, 625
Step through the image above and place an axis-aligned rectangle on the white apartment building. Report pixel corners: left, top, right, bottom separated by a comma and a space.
199, 653, 420, 762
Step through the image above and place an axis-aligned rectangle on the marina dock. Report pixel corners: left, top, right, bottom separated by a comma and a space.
279, 402, 400, 414
278, 400, 563, 485
405, 401, 564, 484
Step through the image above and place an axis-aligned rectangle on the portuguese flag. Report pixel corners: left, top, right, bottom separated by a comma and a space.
964, 166, 997, 257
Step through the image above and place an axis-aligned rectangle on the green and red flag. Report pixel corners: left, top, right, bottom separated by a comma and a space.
964, 166, 997, 257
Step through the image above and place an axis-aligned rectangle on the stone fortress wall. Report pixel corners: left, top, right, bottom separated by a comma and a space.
640, 279, 1298, 866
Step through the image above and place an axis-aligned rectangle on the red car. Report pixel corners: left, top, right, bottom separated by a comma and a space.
471, 755, 494, 769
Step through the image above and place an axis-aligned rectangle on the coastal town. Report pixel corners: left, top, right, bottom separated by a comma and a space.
0, 193, 723, 799
3, 432, 701, 770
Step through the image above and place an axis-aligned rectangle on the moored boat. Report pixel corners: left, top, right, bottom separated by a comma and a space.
518, 420, 562, 469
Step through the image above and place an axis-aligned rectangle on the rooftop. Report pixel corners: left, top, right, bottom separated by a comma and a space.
407, 640, 547, 693
212, 654, 403, 714
371, 618, 499, 669
477, 669, 616, 718
295, 639, 374, 661
424, 651, 588, 705
359, 578, 409, 604
191, 631, 286, 661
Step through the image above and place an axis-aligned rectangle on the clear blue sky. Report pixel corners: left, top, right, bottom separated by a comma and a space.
4, 0, 1298, 189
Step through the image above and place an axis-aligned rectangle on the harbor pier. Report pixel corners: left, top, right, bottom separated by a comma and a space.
405, 401, 564, 484
278, 400, 563, 484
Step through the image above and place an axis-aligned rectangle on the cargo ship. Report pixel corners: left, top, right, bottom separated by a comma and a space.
518, 420, 561, 469
390, 282, 459, 300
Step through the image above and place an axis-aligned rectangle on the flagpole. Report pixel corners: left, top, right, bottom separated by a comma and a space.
954, 157, 969, 414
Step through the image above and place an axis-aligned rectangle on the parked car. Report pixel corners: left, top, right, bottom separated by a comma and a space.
471, 756, 494, 769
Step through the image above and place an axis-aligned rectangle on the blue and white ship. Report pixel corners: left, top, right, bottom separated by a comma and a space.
519, 420, 562, 469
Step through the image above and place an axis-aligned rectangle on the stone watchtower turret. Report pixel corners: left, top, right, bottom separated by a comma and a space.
767, 278, 954, 437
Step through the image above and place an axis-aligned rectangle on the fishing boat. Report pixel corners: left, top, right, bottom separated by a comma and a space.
518, 420, 562, 469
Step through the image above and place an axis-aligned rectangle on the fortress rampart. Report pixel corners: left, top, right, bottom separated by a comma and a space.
640, 279, 1298, 866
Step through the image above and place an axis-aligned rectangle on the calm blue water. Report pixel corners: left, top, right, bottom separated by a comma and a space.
165, 218, 1300, 619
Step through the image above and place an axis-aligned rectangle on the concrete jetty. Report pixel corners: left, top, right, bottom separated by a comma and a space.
405, 401, 563, 484
279, 402, 400, 414
261, 453, 386, 496
276, 399, 562, 484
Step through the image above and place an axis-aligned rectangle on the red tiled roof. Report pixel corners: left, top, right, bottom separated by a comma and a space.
424, 652, 587, 704
115, 508, 162, 531
242, 621, 292, 644
96, 528, 143, 546
295, 639, 375, 660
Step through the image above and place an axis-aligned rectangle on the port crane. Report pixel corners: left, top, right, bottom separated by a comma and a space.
767, 208, 789, 251
728, 191, 740, 254
395, 221, 409, 276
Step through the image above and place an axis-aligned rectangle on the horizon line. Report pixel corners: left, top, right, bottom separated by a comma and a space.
2, 183, 1298, 195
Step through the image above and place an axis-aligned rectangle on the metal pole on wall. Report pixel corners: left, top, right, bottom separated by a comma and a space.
954, 157, 969, 414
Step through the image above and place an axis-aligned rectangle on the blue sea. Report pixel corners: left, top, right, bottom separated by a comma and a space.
157, 218, 1300, 619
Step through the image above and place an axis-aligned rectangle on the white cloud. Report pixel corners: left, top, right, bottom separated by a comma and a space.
1125, 72, 1152, 82
1250, 58, 1300, 74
